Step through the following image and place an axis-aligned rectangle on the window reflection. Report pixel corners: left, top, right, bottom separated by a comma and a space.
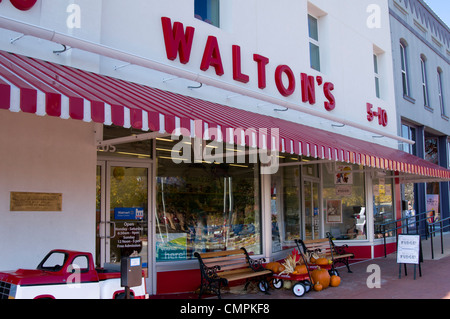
155, 138, 261, 262
271, 166, 301, 252
323, 163, 367, 240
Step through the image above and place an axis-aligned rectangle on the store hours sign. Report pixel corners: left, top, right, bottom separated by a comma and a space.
397, 235, 421, 264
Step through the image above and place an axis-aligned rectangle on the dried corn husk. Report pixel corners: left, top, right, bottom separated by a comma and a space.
279, 254, 298, 275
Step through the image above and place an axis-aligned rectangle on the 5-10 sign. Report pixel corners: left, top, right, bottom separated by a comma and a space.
367, 103, 388, 127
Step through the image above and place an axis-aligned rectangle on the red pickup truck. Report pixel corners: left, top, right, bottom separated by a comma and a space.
0, 249, 147, 299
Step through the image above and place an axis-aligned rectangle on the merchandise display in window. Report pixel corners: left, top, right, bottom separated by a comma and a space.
155, 138, 261, 262
323, 163, 367, 240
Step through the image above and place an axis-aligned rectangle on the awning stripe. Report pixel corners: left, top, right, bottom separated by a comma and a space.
0, 50, 449, 179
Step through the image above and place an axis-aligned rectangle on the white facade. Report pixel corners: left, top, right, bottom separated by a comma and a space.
0, 0, 398, 145
0, 0, 413, 294
0, 111, 96, 270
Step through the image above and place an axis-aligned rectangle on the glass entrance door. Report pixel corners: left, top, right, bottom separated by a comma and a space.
96, 161, 150, 269
303, 180, 320, 240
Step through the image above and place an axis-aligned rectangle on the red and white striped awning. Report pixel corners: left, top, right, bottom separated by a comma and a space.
0, 50, 449, 180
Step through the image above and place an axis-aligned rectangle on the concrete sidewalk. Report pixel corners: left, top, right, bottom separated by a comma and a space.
218, 233, 450, 300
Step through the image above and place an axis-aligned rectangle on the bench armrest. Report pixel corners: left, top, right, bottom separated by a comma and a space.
241, 247, 267, 272
326, 232, 351, 255
194, 252, 225, 282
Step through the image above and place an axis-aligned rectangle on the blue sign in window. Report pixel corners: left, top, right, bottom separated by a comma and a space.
114, 207, 144, 220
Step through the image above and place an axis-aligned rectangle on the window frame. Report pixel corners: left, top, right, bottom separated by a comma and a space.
400, 41, 410, 97
194, 0, 220, 28
401, 123, 417, 155
374, 54, 381, 98
420, 55, 430, 108
437, 68, 446, 117
308, 14, 321, 72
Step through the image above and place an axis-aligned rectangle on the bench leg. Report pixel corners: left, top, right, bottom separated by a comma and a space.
332, 259, 352, 274
339, 258, 353, 273
342, 258, 352, 273
198, 280, 224, 299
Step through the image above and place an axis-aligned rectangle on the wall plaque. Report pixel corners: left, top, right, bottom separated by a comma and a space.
10, 192, 62, 212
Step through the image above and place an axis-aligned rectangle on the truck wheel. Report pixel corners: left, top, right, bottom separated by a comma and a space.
115, 292, 135, 299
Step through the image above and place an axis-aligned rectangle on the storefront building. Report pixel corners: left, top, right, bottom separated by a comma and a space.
389, 0, 450, 229
0, 0, 449, 295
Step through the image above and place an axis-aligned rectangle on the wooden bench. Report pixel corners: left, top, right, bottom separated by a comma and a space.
194, 248, 272, 299
297, 235, 354, 274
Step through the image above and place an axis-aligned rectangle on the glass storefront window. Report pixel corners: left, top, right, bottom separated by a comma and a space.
98, 125, 152, 159
323, 163, 366, 240
373, 175, 395, 238
271, 166, 301, 252
155, 138, 261, 262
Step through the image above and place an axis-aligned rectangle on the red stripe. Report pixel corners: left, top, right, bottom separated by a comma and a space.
0, 81, 10, 109
0, 54, 62, 116
111, 104, 124, 126
130, 108, 143, 130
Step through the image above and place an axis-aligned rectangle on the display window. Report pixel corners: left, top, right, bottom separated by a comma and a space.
323, 163, 367, 240
271, 166, 301, 252
155, 138, 261, 262
373, 175, 395, 238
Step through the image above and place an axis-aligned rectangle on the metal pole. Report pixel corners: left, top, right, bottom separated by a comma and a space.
430, 225, 434, 260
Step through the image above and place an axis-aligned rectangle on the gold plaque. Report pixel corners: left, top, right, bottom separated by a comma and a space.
10, 192, 62, 212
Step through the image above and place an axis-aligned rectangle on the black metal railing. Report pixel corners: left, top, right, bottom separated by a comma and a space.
378, 210, 450, 259
427, 217, 450, 260
378, 210, 434, 257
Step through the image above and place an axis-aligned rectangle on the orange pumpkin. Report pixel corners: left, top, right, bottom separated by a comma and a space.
330, 275, 341, 287
266, 262, 281, 272
276, 264, 285, 274
310, 256, 317, 264
314, 282, 323, 291
315, 257, 329, 266
294, 265, 308, 275
265, 262, 275, 271
311, 267, 331, 289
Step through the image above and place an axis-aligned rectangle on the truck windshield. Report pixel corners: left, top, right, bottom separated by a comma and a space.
37, 251, 68, 272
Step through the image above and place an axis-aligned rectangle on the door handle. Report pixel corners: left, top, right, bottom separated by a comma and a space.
107, 221, 116, 239
98, 221, 116, 239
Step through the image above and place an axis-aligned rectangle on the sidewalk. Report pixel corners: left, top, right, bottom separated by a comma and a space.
218, 232, 450, 300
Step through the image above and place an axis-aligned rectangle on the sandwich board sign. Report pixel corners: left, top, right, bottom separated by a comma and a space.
397, 234, 422, 279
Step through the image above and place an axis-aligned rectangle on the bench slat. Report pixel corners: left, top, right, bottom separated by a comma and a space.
220, 268, 254, 276
335, 254, 354, 259
204, 259, 248, 269
198, 249, 244, 259
203, 255, 247, 265
221, 270, 272, 282
217, 263, 250, 272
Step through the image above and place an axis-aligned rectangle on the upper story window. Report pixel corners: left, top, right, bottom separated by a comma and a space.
195, 0, 220, 28
401, 123, 416, 155
400, 40, 410, 97
437, 68, 447, 117
420, 55, 429, 107
308, 14, 320, 72
373, 54, 381, 98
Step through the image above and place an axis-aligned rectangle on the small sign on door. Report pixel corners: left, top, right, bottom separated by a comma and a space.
114, 207, 144, 220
